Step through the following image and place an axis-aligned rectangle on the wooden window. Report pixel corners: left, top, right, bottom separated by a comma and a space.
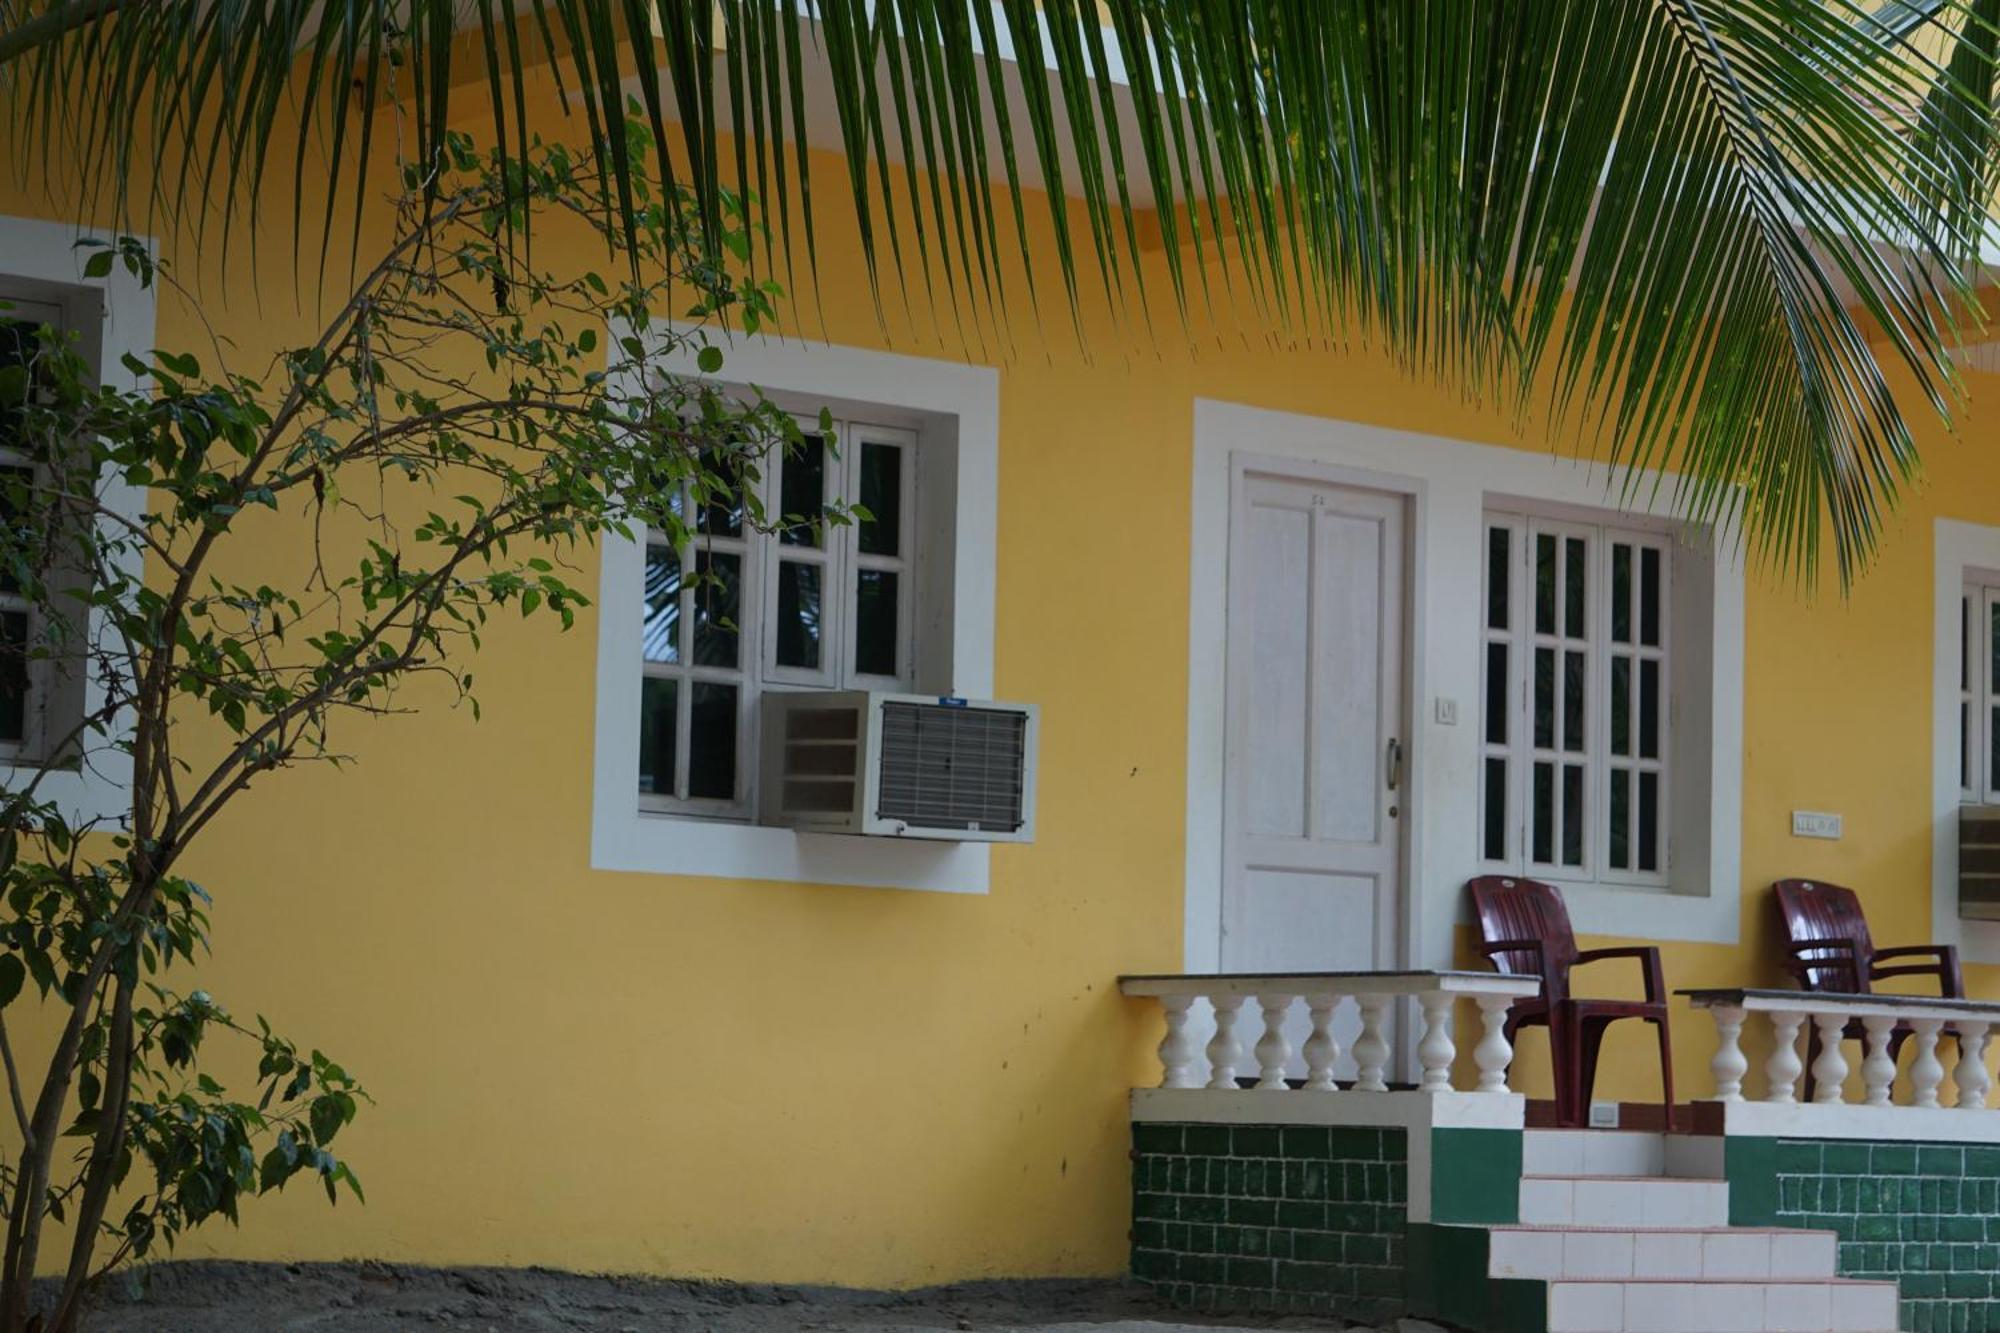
639, 418, 919, 819
1480, 511, 1671, 886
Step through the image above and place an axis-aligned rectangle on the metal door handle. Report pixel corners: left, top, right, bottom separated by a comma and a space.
1386, 737, 1403, 792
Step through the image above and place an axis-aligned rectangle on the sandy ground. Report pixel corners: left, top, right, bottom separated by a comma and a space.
72, 1262, 1411, 1332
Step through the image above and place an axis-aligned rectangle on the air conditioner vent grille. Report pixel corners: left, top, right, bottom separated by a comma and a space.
877, 702, 1028, 832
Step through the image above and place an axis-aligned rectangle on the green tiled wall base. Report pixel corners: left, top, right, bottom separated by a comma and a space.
1408, 1222, 1548, 1333
1131, 1122, 1408, 1322
1729, 1136, 2000, 1333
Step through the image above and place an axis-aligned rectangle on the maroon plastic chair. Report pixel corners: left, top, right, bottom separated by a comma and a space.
1468, 875, 1675, 1128
1773, 878, 1963, 1098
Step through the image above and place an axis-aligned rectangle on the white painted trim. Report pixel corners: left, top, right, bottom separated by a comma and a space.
1185, 401, 1746, 974
590, 331, 998, 891
0, 215, 153, 829
1720, 1098, 2000, 1144
1130, 1086, 1525, 1131
1933, 520, 2000, 961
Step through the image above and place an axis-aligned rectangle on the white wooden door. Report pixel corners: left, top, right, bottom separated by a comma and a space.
1221, 472, 1406, 1079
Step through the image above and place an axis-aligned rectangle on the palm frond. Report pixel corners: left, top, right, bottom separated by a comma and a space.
2, 0, 1998, 582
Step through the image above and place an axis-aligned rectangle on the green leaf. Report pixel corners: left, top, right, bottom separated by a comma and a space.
0, 955, 24, 1010
309, 1094, 345, 1146
81, 249, 114, 280
696, 345, 724, 375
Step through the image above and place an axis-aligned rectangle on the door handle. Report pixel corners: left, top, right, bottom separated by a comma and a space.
1386, 737, 1403, 792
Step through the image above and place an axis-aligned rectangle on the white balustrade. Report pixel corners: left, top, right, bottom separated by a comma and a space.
1119, 971, 1540, 1096
1684, 988, 2000, 1115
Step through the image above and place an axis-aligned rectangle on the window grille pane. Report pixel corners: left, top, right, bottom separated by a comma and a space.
1535, 533, 1556, 634
1612, 544, 1632, 644
1640, 547, 1662, 646
775, 561, 823, 669
1561, 763, 1584, 866
1533, 647, 1554, 748
859, 441, 903, 557
779, 434, 825, 547
0, 321, 33, 447
1564, 537, 1586, 638
692, 550, 741, 669
1611, 655, 1631, 756
1964, 700, 1972, 790
1487, 526, 1510, 630
696, 451, 747, 537
1638, 771, 1660, 872
1484, 641, 1508, 745
1964, 595, 1972, 691
1991, 601, 2000, 697
1991, 703, 2000, 795
1562, 649, 1585, 753
855, 568, 900, 676
1639, 658, 1660, 759
0, 608, 25, 744
689, 682, 738, 800
1609, 768, 1630, 870
637, 676, 678, 796
1483, 756, 1508, 860
1532, 761, 1554, 864
642, 545, 681, 664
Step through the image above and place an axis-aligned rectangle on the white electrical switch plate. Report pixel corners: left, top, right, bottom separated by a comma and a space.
1434, 697, 1458, 726
1587, 1101, 1620, 1129
1792, 811, 1843, 840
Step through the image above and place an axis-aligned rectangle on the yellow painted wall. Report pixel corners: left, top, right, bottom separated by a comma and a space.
2, 65, 1999, 1287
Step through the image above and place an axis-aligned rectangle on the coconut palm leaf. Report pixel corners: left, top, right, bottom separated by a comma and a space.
2, 0, 1997, 581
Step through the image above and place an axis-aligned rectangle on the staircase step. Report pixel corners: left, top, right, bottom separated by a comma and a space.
1520, 1175, 1730, 1228
1545, 1278, 1899, 1333
1521, 1130, 1723, 1180
1488, 1227, 1839, 1281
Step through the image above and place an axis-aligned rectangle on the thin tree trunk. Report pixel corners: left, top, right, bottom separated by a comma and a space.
47, 978, 136, 1333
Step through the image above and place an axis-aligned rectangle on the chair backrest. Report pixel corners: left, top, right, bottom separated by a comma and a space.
1772, 878, 1873, 993
1468, 876, 1579, 1001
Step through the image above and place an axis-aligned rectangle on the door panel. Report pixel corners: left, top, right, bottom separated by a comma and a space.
1221, 472, 1407, 1082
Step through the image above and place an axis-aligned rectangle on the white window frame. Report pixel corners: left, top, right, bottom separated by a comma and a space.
0, 217, 152, 827
638, 417, 922, 821
590, 329, 997, 893
1935, 526, 2000, 965
1478, 509, 1672, 889
1962, 579, 2000, 805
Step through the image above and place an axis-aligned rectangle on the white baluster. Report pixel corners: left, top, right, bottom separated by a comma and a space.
1206, 995, 1246, 1090
1254, 994, 1295, 1090
1417, 991, 1456, 1092
1157, 994, 1200, 1089
1860, 1016, 1897, 1108
1764, 1011, 1805, 1105
1353, 994, 1391, 1092
1956, 1021, 1992, 1110
1473, 994, 1516, 1093
1302, 994, 1342, 1093
1710, 1006, 1748, 1103
1810, 1012, 1850, 1104
1910, 1018, 1946, 1108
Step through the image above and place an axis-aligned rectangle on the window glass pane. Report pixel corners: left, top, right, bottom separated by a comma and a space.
1991, 704, 2000, 795
1487, 527, 1510, 631
1564, 536, 1586, 638
855, 568, 899, 677
696, 450, 746, 537
1611, 655, 1631, 756
859, 441, 903, 557
1482, 756, 1508, 861
779, 435, 825, 548
1534, 533, 1556, 635
1533, 647, 1554, 748
1639, 658, 1661, 760
1640, 547, 1662, 647
689, 682, 738, 800
638, 676, 679, 796
0, 608, 25, 744
1991, 601, 2000, 695
1562, 649, 1585, 752
1532, 762, 1554, 864
1964, 701, 1972, 790
0, 465, 30, 596
0, 320, 36, 448
775, 560, 823, 670
1561, 763, 1584, 867
1638, 771, 1660, 872
1612, 544, 1632, 644
1609, 768, 1630, 870
1965, 595, 1972, 692
642, 545, 681, 664
1484, 641, 1508, 745
692, 550, 741, 668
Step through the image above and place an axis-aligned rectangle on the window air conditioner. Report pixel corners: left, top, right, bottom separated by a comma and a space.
758, 691, 1038, 842
1962, 805, 2000, 920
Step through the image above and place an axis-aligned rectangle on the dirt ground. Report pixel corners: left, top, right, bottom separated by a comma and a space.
73, 1262, 1406, 1332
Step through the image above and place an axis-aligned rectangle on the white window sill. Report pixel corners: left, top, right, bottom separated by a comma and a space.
589, 806, 991, 893
1556, 876, 1737, 945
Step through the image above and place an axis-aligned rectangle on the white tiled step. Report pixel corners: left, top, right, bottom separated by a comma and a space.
1520, 1175, 1730, 1228
1489, 1227, 1839, 1281
1522, 1130, 1724, 1180
1545, 1278, 1899, 1333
